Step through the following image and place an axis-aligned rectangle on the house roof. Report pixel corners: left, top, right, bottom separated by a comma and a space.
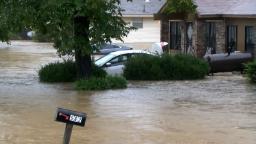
156, 0, 256, 19
194, 0, 256, 18
119, 0, 166, 17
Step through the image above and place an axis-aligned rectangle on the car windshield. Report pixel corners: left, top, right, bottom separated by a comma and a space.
95, 54, 115, 66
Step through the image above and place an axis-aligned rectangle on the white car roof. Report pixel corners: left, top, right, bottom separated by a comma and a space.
109, 49, 151, 56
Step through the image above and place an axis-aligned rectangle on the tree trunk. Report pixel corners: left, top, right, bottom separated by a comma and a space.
74, 16, 92, 79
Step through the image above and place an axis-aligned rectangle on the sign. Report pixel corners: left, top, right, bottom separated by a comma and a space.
55, 108, 86, 127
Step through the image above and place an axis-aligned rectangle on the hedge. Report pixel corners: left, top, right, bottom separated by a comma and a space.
39, 60, 106, 82
245, 60, 256, 83
123, 54, 209, 80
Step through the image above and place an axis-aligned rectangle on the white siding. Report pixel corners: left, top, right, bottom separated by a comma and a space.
113, 17, 161, 43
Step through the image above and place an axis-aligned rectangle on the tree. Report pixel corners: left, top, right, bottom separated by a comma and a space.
164, 0, 197, 14
0, 0, 132, 79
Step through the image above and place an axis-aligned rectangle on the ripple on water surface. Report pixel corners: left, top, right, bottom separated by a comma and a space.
1, 41, 256, 144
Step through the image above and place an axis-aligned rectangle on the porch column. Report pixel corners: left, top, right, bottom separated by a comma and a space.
194, 20, 205, 57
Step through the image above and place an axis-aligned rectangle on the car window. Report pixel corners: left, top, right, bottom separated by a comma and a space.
109, 55, 128, 66
130, 53, 148, 57
95, 54, 115, 66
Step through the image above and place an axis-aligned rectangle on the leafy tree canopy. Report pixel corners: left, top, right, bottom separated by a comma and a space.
164, 0, 197, 14
0, 0, 132, 56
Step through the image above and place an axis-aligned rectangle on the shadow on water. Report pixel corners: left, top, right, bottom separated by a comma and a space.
0, 41, 256, 144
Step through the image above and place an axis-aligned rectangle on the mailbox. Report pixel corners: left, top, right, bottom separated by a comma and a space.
55, 108, 86, 127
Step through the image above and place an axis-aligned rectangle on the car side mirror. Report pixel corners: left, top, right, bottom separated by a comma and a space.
105, 62, 112, 67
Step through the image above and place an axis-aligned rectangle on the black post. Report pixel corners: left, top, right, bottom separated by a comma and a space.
55, 108, 86, 143
63, 124, 73, 144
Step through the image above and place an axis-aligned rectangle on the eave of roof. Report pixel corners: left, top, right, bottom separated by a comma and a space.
198, 14, 256, 19
122, 14, 154, 18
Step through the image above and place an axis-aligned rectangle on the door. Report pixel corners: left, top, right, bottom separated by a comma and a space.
245, 26, 255, 53
103, 54, 128, 76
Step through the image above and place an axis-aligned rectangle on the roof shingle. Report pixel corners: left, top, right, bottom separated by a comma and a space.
194, 0, 256, 17
120, 0, 166, 16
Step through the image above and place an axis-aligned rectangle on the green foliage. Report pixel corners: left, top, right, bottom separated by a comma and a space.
75, 76, 127, 90
39, 60, 76, 82
39, 60, 106, 82
0, 0, 133, 79
124, 54, 209, 80
0, 0, 132, 55
91, 64, 107, 78
164, 0, 197, 14
245, 60, 256, 83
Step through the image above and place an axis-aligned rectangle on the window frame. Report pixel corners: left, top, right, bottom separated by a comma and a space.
245, 26, 255, 52
132, 18, 143, 29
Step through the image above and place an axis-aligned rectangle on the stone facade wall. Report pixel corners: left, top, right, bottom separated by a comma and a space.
194, 20, 205, 57
160, 16, 256, 58
194, 20, 226, 57
215, 21, 226, 53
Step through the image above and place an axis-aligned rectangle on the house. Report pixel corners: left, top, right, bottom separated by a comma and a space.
155, 0, 256, 57
114, 0, 165, 44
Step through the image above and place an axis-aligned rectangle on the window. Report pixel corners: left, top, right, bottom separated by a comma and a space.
205, 22, 216, 54
169, 21, 181, 50
132, 18, 143, 29
245, 26, 255, 52
108, 55, 128, 66
226, 25, 237, 52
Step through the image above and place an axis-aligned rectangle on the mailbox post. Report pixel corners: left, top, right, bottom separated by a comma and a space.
55, 108, 87, 144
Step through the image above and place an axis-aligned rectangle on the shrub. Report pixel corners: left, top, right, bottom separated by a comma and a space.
39, 60, 106, 82
91, 64, 107, 78
75, 76, 127, 90
123, 54, 209, 80
170, 54, 209, 80
245, 60, 256, 83
39, 60, 76, 82
124, 55, 159, 80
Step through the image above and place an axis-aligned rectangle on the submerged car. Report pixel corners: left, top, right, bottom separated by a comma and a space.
93, 43, 132, 55
95, 50, 151, 76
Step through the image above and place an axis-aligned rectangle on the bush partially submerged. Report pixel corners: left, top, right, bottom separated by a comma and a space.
39, 60, 127, 90
39, 60, 106, 82
124, 54, 209, 80
75, 76, 127, 90
245, 60, 256, 83
39, 60, 77, 82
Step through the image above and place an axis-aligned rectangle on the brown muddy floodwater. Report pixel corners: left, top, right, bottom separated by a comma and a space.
0, 41, 256, 144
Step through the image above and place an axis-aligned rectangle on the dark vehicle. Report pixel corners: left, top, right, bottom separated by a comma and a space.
204, 52, 253, 74
93, 43, 132, 55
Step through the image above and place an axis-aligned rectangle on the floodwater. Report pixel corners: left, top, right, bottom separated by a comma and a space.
0, 41, 256, 144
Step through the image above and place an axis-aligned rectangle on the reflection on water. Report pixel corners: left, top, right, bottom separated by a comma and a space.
0, 41, 256, 144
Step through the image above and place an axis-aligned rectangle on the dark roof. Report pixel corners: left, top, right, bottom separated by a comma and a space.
120, 0, 166, 16
195, 0, 256, 17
